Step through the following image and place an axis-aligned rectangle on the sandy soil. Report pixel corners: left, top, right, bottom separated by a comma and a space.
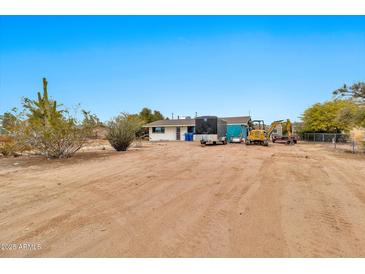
0, 141, 365, 258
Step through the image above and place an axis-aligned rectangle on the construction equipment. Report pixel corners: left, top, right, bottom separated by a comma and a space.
246, 120, 269, 146
246, 119, 297, 146
271, 119, 298, 144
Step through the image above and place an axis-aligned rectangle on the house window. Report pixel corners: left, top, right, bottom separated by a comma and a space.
187, 126, 195, 133
152, 127, 165, 133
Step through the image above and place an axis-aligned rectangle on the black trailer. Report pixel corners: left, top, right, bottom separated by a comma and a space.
195, 116, 227, 145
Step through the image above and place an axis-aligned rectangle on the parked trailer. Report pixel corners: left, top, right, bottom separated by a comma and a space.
272, 134, 298, 144
195, 116, 227, 145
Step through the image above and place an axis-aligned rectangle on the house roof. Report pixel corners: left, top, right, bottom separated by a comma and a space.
222, 116, 251, 125
144, 118, 195, 127
144, 116, 251, 127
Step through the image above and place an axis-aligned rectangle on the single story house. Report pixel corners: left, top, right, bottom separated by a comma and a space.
144, 116, 251, 142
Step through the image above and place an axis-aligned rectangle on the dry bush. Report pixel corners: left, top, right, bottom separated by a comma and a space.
2, 78, 96, 159
22, 119, 91, 158
107, 113, 143, 151
350, 127, 365, 151
0, 136, 28, 157
0, 140, 18, 156
0, 135, 11, 143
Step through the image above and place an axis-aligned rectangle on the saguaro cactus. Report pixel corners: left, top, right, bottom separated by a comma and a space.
24, 78, 62, 126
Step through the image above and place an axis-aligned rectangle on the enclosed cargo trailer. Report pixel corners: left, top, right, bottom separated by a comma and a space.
194, 116, 227, 145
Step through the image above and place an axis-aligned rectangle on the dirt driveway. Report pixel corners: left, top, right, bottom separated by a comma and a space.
1, 142, 365, 257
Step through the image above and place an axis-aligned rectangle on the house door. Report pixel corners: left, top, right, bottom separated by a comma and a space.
176, 127, 181, 140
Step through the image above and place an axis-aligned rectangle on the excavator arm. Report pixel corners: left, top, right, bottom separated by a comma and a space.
267, 119, 293, 137
284, 119, 293, 138
267, 120, 284, 137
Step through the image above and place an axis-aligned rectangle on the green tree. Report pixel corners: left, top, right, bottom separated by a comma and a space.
337, 104, 365, 129
302, 100, 356, 133
354, 108, 365, 128
153, 110, 164, 121
139, 107, 154, 123
138, 107, 165, 123
333, 81, 365, 129
333, 82, 365, 103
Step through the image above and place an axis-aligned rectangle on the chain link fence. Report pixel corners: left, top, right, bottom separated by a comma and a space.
302, 132, 364, 154
302, 133, 349, 143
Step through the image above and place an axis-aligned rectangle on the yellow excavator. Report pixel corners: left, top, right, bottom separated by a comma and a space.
271, 119, 297, 144
245, 120, 269, 146
246, 119, 296, 146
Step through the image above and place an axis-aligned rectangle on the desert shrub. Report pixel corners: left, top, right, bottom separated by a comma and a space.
350, 127, 365, 151
3, 78, 96, 159
81, 110, 103, 139
0, 112, 25, 156
0, 139, 17, 156
0, 131, 31, 157
0, 138, 29, 157
21, 117, 93, 158
107, 113, 143, 151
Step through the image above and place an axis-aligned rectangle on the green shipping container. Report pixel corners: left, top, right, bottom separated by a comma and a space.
226, 124, 247, 142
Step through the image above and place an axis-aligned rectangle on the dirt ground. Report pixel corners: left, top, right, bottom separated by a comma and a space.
1, 141, 365, 258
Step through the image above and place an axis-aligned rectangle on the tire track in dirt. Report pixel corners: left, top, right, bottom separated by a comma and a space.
1, 142, 365, 257
63, 147, 264, 257
68, 148, 252, 256
228, 154, 290, 257
279, 145, 365, 257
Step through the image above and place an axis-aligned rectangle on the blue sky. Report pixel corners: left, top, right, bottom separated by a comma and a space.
0, 16, 364, 123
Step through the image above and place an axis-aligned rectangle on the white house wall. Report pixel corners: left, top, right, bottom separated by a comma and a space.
180, 126, 188, 140
149, 126, 189, 141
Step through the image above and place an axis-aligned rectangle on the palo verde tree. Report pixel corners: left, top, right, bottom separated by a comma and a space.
302, 100, 357, 133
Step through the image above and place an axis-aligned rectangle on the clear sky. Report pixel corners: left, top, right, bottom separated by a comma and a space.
0, 16, 364, 123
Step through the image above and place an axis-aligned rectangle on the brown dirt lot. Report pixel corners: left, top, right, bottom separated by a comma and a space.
1, 142, 365, 258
